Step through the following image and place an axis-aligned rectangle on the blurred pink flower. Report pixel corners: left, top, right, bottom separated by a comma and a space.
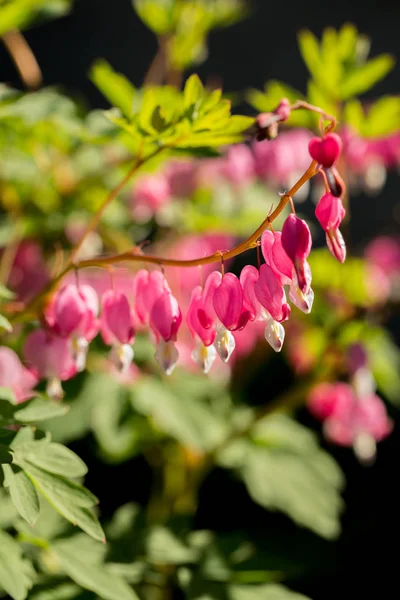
219, 144, 255, 187
100, 290, 135, 373
7, 240, 49, 302
23, 329, 77, 399
165, 160, 199, 198
252, 129, 313, 195
365, 236, 400, 277
0, 346, 37, 403
131, 173, 171, 221
341, 128, 400, 193
309, 381, 392, 463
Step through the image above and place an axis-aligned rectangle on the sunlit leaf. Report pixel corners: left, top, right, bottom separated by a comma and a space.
90, 60, 136, 119
339, 54, 395, 99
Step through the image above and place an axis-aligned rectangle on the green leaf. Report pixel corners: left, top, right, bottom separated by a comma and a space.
229, 584, 311, 600
15, 461, 104, 542
0, 386, 18, 404
0, 529, 34, 600
184, 74, 205, 111
2, 464, 40, 526
340, 54, 395, 99
228, 415, 344, 539
146, 526, 197, 565
0, 0, 60, 36
337, 22, 358, 62
0, 313, 12, 333
298, 30, 332, 93
90, 60, 136, 118
131, 376, 228, 451
14, 398, 69, 423
16, 441, 88, 477
343, 99, 364, 133
362, 96, 400, 137
133, 0, 175, 35
53, 537, 139, 600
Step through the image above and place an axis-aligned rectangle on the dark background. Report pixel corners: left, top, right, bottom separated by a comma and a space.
1, 1, 400, 597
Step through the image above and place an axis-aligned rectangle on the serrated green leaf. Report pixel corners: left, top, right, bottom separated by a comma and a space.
53, 538, 139, 600
14, 461, 104, 541
16, 460, 97, 506
14, 398, 69, 423
0, 529, 34, 600
90, 60, 135, 118
17, 442, 88, 477
2, 464, 40, 525
229, 584, 311, 600
340, 54, 395, 99
184, 75, 205, 111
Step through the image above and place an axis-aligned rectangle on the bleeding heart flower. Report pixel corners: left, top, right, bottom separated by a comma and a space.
254, 264, 290, 323
281, 214, 312, 293
23, 329, 77, 399
315, 192, 347, 263
213, 273, 252, 332
100, 290, 136, 373
308, 132, 342, 168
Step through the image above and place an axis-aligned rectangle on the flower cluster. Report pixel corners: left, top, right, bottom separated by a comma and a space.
1, 129, 351, 397
308, 343, 392, 463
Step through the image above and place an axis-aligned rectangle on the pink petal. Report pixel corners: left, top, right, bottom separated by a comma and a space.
150, 290, 182, 342
315, 193, 346, 232
254, 264, 290, 323
186, 286, 216, 347
213, 273, 244, 330
101, 290, 135, 345
52, 285, 87, 338
281, 215, 312, 264
240, 265, 261, 320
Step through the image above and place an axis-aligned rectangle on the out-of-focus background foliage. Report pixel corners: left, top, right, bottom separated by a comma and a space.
0, 1, 400, 599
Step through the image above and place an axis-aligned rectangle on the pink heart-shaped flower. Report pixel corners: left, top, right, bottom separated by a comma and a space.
308, 133, 342, 168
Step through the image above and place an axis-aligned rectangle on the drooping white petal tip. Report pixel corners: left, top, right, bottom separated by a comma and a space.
155, 340, 179, 375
